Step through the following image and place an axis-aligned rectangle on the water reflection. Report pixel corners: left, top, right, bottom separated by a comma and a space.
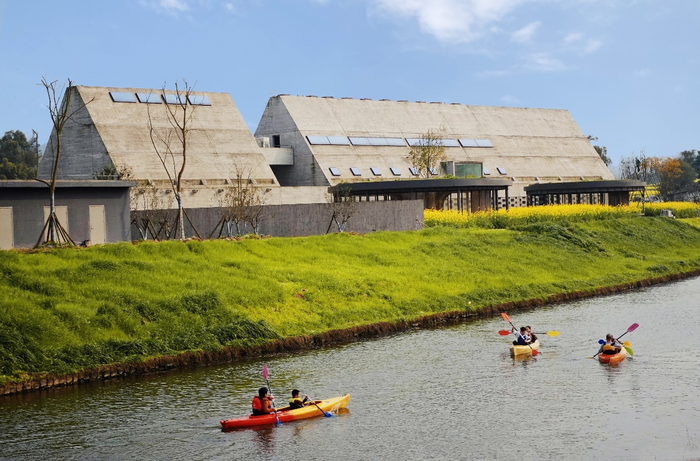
2, 278, 700, 460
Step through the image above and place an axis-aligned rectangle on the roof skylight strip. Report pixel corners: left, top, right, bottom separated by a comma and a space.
109, 92, 136, 103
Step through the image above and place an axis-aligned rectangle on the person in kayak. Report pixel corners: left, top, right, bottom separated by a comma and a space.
511, 326, 531, 345
598, 333, 622, 355
289, 389, 311, 409
252, 387, 276, 416
526, 326, 538, 342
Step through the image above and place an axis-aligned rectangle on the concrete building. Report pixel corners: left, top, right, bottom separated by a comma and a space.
0, 180, 134, 249
38, 86, 326, 208
255, 95, 614, 207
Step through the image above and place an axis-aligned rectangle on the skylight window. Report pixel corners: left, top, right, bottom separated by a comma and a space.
442, 139, 460, 147
163, 94, 185, 105
409, 167, 419, 176
187, 94, 211, 106
307, 136, 331, 145
327, 136, 350, 145
458, 139, 479, 147
109, 92, 136, 103
136, 93, 162, 104
429, 167, 438, 175
475, 139, 494, 148
350, 167, 362, 176
349, 137, 372, 146
370, 167, 382, 176
385, 138, 405, 146
483, 167, 491, 175
369, 138, 389, 146
329, 167, 341, 176
497, 167, 507, 175
390, 167, 402, 176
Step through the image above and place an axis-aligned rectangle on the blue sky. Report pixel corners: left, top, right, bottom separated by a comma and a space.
0, 0, 698, 167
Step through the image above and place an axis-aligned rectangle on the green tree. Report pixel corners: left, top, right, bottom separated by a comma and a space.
0, 130, 38, 179
678, 150, 700, 177
587, 135, 612, 166
406, 128, 447, 178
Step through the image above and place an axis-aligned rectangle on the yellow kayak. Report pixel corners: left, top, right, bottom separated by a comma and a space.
509, 339, 540, 357
221, 394, 350, 430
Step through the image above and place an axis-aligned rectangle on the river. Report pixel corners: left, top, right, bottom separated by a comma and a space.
1, 277, 700, 461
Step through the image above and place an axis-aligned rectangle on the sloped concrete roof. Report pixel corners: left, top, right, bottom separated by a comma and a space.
40, 86, 278, 186
259, 95, 613, 185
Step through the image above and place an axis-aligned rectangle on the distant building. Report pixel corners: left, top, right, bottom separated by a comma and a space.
37, 86, 325, 209
255, 95, 614, 207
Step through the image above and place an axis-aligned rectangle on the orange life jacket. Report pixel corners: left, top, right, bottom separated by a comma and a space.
252, 396, 262, 412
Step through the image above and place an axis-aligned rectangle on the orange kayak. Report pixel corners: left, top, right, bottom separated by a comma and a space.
598, 347, 627, 365
221, 394, 350, 430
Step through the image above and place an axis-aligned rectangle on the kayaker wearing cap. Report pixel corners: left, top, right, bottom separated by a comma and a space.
252, 387, 276, 415
289, 389, 310, 409
598, 333, 622, 355
511, 326, 531, 346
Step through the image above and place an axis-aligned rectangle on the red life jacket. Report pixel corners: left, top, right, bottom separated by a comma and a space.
252, 396, 262, 413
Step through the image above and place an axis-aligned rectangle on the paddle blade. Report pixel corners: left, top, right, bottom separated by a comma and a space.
598, 339, 605, 344
627, 323, 640, 333
546, 331, 559, 337
625, 346, 634, 356
501, 312, 511, 323
531, 349, 539, 356
498, 330, 511, 336
623, 341, 631, 347
262, 364, 269, 381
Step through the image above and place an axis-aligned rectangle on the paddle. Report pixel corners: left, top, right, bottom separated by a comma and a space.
307, 396, 332, 417
500, 312, 539, 356
589, 323, 639, 359
498, 330, 559, 337
262, 364, 281, 426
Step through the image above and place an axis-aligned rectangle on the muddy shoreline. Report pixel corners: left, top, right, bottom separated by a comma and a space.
3, 270, 699, 396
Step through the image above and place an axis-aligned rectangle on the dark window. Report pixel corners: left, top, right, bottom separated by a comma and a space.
272, 135, 281, 147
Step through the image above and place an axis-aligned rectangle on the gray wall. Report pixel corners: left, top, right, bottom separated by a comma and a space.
131, 200, 424, 239
38, 88, 112, 180
255, 96, 328, 187
0, 181, 133, 248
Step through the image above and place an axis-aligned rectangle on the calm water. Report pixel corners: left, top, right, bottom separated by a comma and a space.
2, 278, 700, 461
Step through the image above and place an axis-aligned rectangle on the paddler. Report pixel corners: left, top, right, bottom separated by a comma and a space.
252, 387, 276, 415
289, 389, 311, 409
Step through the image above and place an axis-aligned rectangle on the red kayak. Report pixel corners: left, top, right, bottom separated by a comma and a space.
221, 394, 350, 430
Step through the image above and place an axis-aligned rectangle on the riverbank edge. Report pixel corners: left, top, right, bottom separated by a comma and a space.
3, 269, 698, 396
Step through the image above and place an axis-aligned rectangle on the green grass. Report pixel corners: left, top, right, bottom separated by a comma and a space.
2, 216, 700, 383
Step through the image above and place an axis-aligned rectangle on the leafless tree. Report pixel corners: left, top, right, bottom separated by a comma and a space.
406, 128, 447, 178
214, 164, 270, 237
327, 185, 357, 233
35, 77, 93, 247
147, 79, 198, 240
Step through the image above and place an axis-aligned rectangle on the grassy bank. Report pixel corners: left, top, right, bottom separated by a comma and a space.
3, 212, 700, 384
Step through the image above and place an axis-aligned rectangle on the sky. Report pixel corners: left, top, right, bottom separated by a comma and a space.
0, 0, 698, 168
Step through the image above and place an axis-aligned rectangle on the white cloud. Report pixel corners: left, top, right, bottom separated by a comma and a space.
563, 32, 602, 54
511, 21, 541, 43
564, 32, 583, 43
140, 0, 190, 13
159, 0, 189, 11
371, 0, 531, 44
522, 52, 566, 72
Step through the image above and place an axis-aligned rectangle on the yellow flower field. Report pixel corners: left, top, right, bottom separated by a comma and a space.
425, 202, 700, 228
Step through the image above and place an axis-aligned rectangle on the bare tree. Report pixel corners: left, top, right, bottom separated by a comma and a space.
147, 80, 198, 240
214, 164, 270, 237
327, 185, 357, 233
35, 77, 93, 247
406, 128, 447, 178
